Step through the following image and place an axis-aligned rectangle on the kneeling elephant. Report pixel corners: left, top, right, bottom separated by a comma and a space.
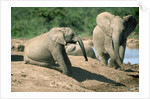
24, 27, 88, 76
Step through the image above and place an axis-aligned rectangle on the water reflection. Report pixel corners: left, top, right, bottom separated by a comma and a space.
92, 47, 139, 64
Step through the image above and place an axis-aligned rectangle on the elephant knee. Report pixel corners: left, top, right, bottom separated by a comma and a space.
24, 59, 29, 64
24, 54, 29, 64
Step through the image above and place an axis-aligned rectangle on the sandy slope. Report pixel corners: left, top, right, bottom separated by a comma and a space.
11, 50, 139, 92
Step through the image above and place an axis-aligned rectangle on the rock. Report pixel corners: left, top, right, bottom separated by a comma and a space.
11, 39, 27, 52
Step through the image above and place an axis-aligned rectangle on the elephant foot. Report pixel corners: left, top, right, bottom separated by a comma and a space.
62, 67, 73, 76
62, 71, 72, 76
50, 65, 62, 72
108, 64, 120, 69
99, 55, 109, 66
108, 60, 121, 69
24, 54, 30, 64
24, 59, 29, 64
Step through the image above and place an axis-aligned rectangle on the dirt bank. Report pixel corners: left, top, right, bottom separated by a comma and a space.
126, 38, 139, 49
11, 39, 139, 92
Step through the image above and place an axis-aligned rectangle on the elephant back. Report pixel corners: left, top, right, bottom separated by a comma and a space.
96, 12, 115, 37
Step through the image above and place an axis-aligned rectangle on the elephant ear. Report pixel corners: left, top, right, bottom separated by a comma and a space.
96, 12, 115, 37
50, 29, 66, 45
123, 15, 137, 37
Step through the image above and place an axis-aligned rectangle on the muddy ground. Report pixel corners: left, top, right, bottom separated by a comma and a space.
11, 38, 139, 92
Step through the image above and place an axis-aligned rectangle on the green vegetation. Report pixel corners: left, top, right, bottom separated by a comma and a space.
11, 7, 139, 38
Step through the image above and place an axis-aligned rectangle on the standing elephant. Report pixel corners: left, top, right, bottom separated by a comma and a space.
65, 44, 96, 59
93, 12, 137, 69
24, 27, 88, 76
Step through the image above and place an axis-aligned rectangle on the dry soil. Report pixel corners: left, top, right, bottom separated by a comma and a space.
11, 38, 139, 92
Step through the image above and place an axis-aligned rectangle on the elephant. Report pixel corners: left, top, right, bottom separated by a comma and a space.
93, 12, 137, 69
24, 27, 88, 76
83, 40, 93, 47
65, 44, 96, 59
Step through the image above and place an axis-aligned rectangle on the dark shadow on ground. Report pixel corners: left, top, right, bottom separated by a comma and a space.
11, 55, 24, 61
71, 67, 125, 86
22, 61, 124, 86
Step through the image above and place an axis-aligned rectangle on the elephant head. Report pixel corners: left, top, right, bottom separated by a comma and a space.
96, 12, 137, 67
49, 27, 88, 61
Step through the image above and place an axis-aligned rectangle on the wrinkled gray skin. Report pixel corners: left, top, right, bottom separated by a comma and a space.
24, 27, 88, 76
93, 12, 137, 69
65, 44, 96, 59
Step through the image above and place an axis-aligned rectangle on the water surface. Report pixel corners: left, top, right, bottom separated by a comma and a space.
124, 47, 139, 64
93, 47, 139, 64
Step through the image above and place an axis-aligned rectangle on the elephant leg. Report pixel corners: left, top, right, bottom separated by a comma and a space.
24, 53, 29, 64
119, 45, 126, 63
49, 65, 62, 72
108, 59, 120, 69
24, 56, 63, 72
24, 54, 62, 70
95, 48, 107, 66
104, 53, 110, 65
94, 47, 108, 66
119, 39, 126, 63
50, 45, 72, 76
62, 50, 72, 74
107, 49, 121, 69
25, 57, 50, 67
108, 45, 126, 69
99, 53, 110, 66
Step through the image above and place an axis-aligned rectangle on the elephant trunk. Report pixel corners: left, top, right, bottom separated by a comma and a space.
73, 36, 88, 61
113, 33, 123, 68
